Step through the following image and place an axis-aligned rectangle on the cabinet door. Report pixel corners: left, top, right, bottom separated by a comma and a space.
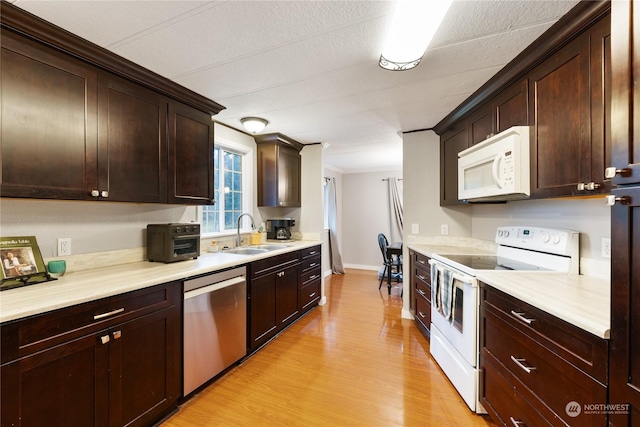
276, 265, 299, 328
609, 186, 640, 426
467, 105, 494, 146
168, 102, 214, 204
440, 125, 469, 206
588, 15, 612, 193
276, 145, 301, 207
0, 333, 108, 427
494, 79, 529, 132
529, 33, 591, 198
107, 306, 180, 427
611, 0, 640, 186
0, 29, 98, 200
249, 273, 278, 350
97, 73, 167, 203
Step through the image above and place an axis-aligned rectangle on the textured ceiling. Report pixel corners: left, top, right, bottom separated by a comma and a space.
10, 0, 579, 173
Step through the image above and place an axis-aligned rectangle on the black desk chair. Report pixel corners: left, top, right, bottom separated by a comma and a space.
377, 233, 402, 295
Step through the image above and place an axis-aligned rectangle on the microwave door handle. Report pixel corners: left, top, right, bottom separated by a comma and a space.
492, 154, 504, 189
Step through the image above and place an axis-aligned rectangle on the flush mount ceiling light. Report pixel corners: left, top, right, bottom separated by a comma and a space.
240, 117, 269, 134
379, 0, 453, 71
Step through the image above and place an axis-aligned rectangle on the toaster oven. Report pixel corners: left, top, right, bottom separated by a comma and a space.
147, 223, 200, 263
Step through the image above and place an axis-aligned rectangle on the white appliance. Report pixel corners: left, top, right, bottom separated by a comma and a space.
458, 126, 530, 202
428, 226, 579, 413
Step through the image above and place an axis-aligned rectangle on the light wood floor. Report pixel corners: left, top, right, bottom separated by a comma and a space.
163, 269, 496, 427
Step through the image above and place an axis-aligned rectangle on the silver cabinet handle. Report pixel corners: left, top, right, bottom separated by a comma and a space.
309, 250, 318, 255
91, 190, 100, 197
577, 182, 600, 191
418, 259, 426, 265
309, 262, 318, 267
417, 289, 426, 296
277, 271, 285, 277
509, 416, 526, 426
418, 311, 427, 319
605, 166, 631, 179
309, 292, 316, 298
309, 274, 320, 280
510, 310, 534, 325
101, 190, 109, 198
100, 335, 110, 345
606, 195, 631, 206
112, 330, 122, 339
94, 307, 125, 320
510, 356, 536, 374
417, 274, 427, 281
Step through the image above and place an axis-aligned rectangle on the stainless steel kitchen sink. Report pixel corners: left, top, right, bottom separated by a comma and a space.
224, 248, 269, 255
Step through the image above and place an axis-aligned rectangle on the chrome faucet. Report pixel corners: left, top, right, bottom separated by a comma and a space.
236, 213, 255, 247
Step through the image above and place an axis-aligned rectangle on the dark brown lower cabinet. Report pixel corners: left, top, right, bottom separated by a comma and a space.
0, 282, 181, 427
248, 245, 322, 353
480, 283, 608, 427
409, 250, 431, 338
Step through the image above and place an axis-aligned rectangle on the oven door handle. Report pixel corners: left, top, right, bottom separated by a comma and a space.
428, 259, 478, 286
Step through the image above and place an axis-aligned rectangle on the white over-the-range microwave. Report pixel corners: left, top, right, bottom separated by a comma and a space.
457, 126, 530, 202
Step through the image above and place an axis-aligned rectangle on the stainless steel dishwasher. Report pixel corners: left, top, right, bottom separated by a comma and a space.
183, 266, 247, 396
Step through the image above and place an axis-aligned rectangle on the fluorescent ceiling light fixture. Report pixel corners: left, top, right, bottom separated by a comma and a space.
379, 0, 453, 71
240, 117, 269, 133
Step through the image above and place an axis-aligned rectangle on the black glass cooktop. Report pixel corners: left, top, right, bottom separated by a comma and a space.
442, 255, 549, 271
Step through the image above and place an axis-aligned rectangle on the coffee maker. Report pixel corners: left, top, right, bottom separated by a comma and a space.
266, 218, 295, 240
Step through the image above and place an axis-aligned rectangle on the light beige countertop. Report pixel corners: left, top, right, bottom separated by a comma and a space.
407, 242, 610, 340
0, 241, 321, 324
476, 271, 610, 339
408, 243, 495, 258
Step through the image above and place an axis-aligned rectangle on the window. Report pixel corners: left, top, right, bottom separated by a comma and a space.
201, 143, 252, 235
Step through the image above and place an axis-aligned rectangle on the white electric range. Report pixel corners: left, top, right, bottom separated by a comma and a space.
428, 226, 579, 413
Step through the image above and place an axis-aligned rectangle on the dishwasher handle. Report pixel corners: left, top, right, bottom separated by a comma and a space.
184, 276, 245, 300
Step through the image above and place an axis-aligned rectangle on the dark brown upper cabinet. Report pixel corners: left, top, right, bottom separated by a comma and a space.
168, 102, 215, 204
1, 29, 99, 200
97, 73, 168, 203
0, 2, 223, 205
255, 133, 303, 208
529, 14, 611, 198
434, 1, 610, 205
439, 125, 470, 206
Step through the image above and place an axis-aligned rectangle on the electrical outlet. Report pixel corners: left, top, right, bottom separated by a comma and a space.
440, 224, 449, 235
57, 238, 71, 256
602, 237, 611, 259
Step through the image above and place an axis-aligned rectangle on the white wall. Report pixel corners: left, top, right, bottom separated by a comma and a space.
403, 130, 472, 242
341, 170, 402, 269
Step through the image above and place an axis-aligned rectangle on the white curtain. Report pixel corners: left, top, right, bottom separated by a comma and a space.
387, 178, 403, 242
325, 177, 345, 274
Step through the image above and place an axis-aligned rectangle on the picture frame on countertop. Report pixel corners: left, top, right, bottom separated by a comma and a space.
0, 236, 53, 291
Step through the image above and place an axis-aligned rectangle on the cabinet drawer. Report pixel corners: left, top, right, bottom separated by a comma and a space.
415, 275, 431, 302
301, 268, 322, 286
1, 282, 178, 363
300, 256, 321, 273
483, 308, 607, 426
300, 281, 320, 311
414, 295, 431, 331
300, 245, 321, 260
481, 284, 607, 384
250, 251, 300, 278
481, 354, 552, 427
413, 252, 431, 278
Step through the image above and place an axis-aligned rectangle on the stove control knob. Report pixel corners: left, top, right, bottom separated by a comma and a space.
542, 233, 550, 243
551, 234, 561, 244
